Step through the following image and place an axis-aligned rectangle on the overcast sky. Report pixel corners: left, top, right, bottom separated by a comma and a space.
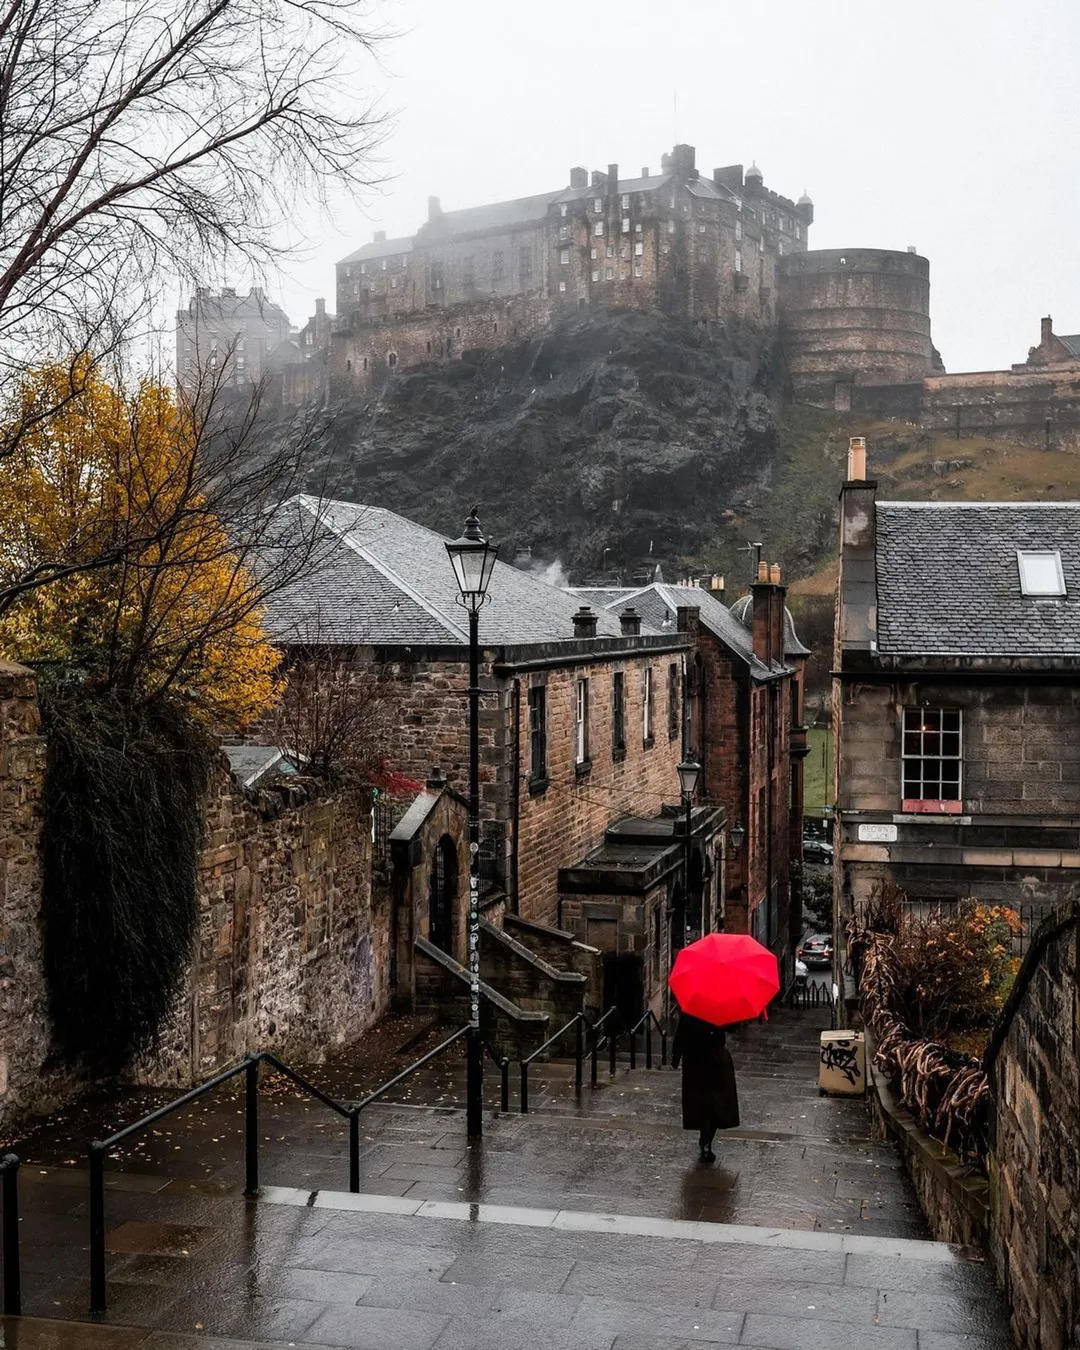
267, 0, 1080, 374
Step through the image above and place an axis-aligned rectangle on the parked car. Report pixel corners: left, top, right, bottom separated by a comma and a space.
802, 837, 834, 864
798, 933, 834, 968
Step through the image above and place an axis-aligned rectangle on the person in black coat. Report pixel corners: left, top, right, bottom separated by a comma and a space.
671, 1011, 739, 1161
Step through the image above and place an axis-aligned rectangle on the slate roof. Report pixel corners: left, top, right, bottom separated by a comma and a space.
337, 236, 414, 266
264, 498, 639, 649
429, 191, 563, 236
875, 501, 1080, 657
728, 593, 812, 658
1056, 333, 1080, 357
568, 583, 780, 679
223, 744, 300, 787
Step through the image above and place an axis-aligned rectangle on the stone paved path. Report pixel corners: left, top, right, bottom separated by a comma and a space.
0, 1007, 1014, 1347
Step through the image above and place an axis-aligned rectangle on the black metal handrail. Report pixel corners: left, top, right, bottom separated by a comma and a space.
481, 1037, 511, 1114
627, 1009, 668, 1070
0, 1153, 20, 1315
519, 1012, 586, 1113
88, 1027, 474, 1314
590, 1007, 621, 1086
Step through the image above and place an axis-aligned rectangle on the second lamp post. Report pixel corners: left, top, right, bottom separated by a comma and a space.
676, 757, 702, 938
445, 508, 498, 1139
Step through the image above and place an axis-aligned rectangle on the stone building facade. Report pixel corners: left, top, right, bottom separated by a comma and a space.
833, 439, 1080, 997
176, 286, 293, 394
331, 145, 812, 398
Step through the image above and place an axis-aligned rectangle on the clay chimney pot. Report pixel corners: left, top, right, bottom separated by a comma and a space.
848, 436, 867, 481
756, 560, 770, 583
769, 563, 781, 585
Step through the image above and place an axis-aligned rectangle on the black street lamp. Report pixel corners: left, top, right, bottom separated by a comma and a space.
446, 507, 498, 1140
677, 758, 701, 936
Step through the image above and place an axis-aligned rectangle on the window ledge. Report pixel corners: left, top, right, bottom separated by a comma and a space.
612, 745, 627, 763
643, 736, 655, 751
574, 759, 592, 779
528, 775, 550, 797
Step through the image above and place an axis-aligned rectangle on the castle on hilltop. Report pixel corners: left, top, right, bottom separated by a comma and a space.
330, 145, 819, 395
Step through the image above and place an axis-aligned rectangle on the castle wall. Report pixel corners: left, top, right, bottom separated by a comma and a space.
779, 249, 934, 392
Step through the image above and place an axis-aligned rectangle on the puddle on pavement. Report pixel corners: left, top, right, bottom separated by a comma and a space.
105, 1219, 213, 1255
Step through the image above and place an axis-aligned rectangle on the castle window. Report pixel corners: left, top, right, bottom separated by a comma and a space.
591, 270, 600, 283
381, 258, 387, 270
735, 197, 742, 211
635, 222, 642, 233
346, 359, 351, 371
735, 219, 742, 241
593, 197, 603, 213
662, 244, 669, 254
455, 327, 461, 337
391, 278, 398, 288
605, 267, 613, 280
560, 249, 569, 266
778, 240, 784, 256
463, 256, 475, 287
363, 356, 368, 370
360, 263, 367, 275
560, 203, 568, 217
622, 217, 630, 233
559, 281, 567, 292
387, 351, 397, 367
634, 242, 643, 256
634, 262, 643, 277
621, 194, 630, 209
426, 341, 431, 353
621, 244, 629, 260
735, 250, 742, 272
491, 250, 505, 283
593, 221, 604, 236
606, 244, 614, 258
699, 224, 706, 233
667, 220, 675, 234
796, 224, 802, 240
759, 235, 765, 252
493, 322, 498, 334
839, 256, 847, 265
519, 247, 532, 282
590, 248, 598, 260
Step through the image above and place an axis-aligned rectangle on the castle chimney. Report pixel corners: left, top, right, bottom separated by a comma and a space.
428, 195, 442, 221
847, 436, 867, 481
573, 605, 598, 639
641, 166, 650, 178
714, 165, 744, 191
570, 166, 588, 189
591, 170, 603, 187
315, 297, 326, 316
1042, 316, 1054, 345
751, 573, 773, 665
607, 163, 619, 196
619, 606, 641, 636
373, 230, 386, 242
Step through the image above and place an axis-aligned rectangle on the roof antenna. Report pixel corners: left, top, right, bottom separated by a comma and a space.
739, 540, 764, 580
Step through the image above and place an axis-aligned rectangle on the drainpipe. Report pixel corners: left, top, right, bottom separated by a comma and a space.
511, 679, 521, 914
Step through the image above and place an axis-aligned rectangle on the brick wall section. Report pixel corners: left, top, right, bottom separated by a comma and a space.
988, 909, 1079, 1350
144, 770, 385, 1086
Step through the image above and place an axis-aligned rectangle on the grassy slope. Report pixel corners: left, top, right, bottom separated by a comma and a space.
804, 726, 834, 817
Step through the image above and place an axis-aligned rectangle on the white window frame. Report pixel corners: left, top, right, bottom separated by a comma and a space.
591, 269, 600, 282
560, 249, 570, 266
621, 194, 630, 209
622, 217, 631, 233
643, 667, 654, 743
1017, 549, 1066, 596
593, 197, 603, 213
633, 261, 643, 277
735, 250, 742, 273
594, 221, 604, 236
634, 241, 644, 256
575, 679, 590, 765
901, 707, 963, 807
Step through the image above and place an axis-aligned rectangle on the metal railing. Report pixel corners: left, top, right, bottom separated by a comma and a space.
627, 1009, 668, 1069
88, 1029, 473, 1314
0, 1154, 20, 1315
589, 1007, 621, 1086
519, 1012, 586, 1113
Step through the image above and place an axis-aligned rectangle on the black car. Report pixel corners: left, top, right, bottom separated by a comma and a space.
802, 837, 834, 864
798, 933, 834, 968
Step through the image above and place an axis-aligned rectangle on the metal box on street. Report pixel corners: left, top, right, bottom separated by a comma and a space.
819, 1030, 866, 1096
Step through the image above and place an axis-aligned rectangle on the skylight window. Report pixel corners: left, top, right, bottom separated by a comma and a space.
1017, 550, 1066, 596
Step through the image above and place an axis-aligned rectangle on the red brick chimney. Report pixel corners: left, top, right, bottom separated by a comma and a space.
751, 560, 773, 665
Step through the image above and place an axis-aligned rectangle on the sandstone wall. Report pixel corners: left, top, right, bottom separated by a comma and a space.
0, 664, 383, 1126
988, 905, 1079, 1350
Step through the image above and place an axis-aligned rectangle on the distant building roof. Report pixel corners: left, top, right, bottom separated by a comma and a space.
427, 191, 563, 237
223, 744, 301, 788
568, 582, 789, 678
875, 501, 1080, 657
338, 235, 415, 266
728, 593, 812, 659
265, 498, 658, 649
1056, 333, 1080, 357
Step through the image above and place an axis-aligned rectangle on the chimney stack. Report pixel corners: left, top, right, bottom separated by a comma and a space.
607, 163, 619, 196
619, 606, 641, 636
573, 605, 598, 639
641, 166, 650, 178
373, 229, 386, 242
847, 435, 867, 481
315, 297, 325, 316
1042, 315, 1054, 346
428, 195, 442, 221
837, 442, 879, 656
570, 166, 588, 189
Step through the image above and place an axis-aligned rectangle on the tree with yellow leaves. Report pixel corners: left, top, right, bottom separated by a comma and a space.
0, 360, 293, 725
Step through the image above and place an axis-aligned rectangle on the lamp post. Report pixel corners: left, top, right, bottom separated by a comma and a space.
445, 507, 499, 1140
676, 758, 701, 938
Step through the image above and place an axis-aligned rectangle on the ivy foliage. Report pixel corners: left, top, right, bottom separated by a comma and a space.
40, 678, 214, 1071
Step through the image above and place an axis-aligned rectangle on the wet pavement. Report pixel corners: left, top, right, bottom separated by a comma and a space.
0, 1007, 1013, 1347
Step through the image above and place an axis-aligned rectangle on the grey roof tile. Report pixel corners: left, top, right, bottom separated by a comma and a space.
265, 498, 632, 648
875, 501, 1080, 657
337, 236, 414, 265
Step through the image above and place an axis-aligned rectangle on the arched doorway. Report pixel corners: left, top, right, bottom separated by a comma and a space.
428, 834, 457, 953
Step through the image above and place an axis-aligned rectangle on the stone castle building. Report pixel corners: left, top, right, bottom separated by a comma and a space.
330, 145, 815, 396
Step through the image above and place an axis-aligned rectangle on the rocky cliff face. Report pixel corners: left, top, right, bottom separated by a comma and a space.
307, 310, 793, 584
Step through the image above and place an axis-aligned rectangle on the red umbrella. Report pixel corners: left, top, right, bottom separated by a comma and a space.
668, 933, 779, 1027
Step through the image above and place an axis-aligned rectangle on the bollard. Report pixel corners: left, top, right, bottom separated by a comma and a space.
244, 1059, 259, 1196
89, 1144, 107, 1314
1, 1155, 20, 1316
349, 1111, 360, 1193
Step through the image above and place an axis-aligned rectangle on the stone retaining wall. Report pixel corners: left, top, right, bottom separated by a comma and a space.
0, 663, 385, 1128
